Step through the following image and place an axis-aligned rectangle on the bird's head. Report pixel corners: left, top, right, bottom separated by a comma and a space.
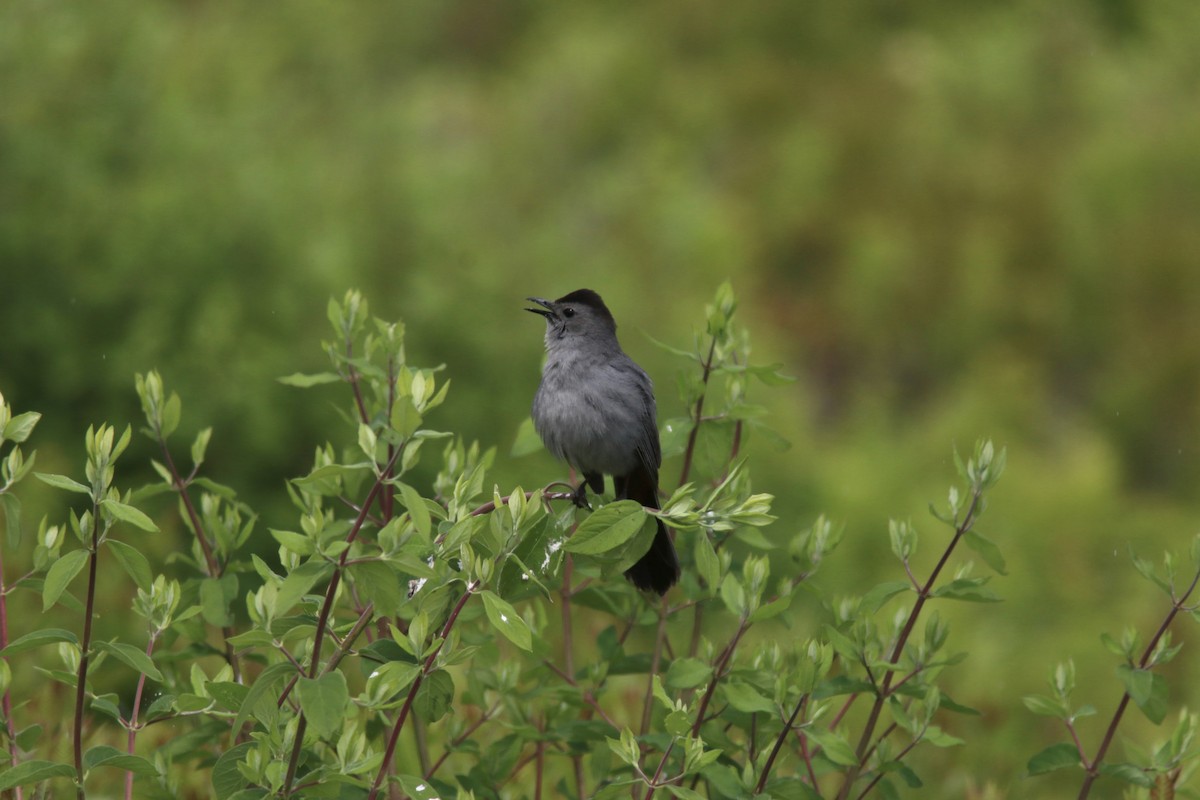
526, 289, 618, 349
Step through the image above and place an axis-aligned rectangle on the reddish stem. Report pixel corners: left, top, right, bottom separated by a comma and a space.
644, 615, 749, 800
1077, 564, 1200, 799
367, 582, 479, 800
678, 336, 718, 487
836, 489, 982, 800
754, 695, 807, 793
123, 632, 160, 800
73, 506, 101, 800
0, 524, 23, 800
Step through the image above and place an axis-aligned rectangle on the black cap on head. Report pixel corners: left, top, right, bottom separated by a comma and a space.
555, 289, 615, 326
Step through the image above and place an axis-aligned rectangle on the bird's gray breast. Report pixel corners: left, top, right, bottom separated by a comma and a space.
532, 354, 648, 476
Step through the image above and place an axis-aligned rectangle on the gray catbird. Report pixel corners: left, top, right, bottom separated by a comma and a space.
527, 289, 681, 595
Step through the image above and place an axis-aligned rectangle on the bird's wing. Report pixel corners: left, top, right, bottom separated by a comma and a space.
609, 355, 662, 476
634, 369, 662, 473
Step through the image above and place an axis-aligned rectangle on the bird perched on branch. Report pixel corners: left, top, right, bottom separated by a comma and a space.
526, 289, 680, 595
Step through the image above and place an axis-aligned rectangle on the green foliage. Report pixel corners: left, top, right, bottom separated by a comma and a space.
4, 282, 1200, 798
1022, 537, 1200, 797
0, 287, 1037, 798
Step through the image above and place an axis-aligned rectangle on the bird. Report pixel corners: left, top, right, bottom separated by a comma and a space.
526, 289, 680, 595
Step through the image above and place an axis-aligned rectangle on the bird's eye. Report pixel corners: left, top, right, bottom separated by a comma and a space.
562, 307, 576, 318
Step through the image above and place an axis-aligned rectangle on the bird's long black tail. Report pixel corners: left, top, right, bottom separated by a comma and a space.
617, 465, 680, 595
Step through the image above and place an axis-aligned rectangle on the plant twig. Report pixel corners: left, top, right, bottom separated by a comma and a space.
1077, 563, 1200, 799
541, 661, 622, 732
644, 614, 749, 800
367, 581, 479, 800
281, 447, 404, 796
755, 694, 807, 793
73, 500, 102, 800
424, 701, 502, 779
678, 336, 718, 487
560, 554, 588, 799
836, 488, 983, 800
123, 630, 160, 800
639, 597, 670, 738
0, 520, 22, 800
156, 437, 241, 682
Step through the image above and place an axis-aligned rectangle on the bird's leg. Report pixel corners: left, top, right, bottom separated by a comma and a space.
573, 472, 604, 509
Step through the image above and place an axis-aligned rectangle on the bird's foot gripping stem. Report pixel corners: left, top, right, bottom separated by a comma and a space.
570, 482, 592, 510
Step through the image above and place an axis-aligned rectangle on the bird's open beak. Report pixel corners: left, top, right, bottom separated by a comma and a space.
525, 297, 555, 319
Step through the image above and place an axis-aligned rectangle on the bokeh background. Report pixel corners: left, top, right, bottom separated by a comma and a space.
4, 1, 1200, 796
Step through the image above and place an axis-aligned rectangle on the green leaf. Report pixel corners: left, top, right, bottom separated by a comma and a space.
750, 592, 792, 623
366, 661, 422, 702
232, 662, 298, 734
3, 411, 41, 443
390, 398, 423, 438
107, 540, 153, 592
823, 625, 862, 663
930, 578, 1001, 602
35, 472, 91, 495
211, 741, 255, 799
565, 501, 647, 556
191, 427, 213, 468
720, 573, 747, 616
349, 560, 406, 618
665, 658, 713, 691
43, 549, 90, 611
226, 630, 276, 649
161, 393, 181, 439
0, 760, 75, 791
609, 515, 660, 577
414, 669, 455, 723
269, 528, 313, 556
694, 531, 720, 593
498, 515, 559, 599
275, 560, 334, 615
1117, 664, 1150, 702
510, 417, 544, 458
200, 574, 239, 627
15, 724, 43, 751
480, 590, 532, 651
1098, 763, 1154, 788
806, 727, 858, 767
395, 775, 442, 800
397, 482, 432, 540
1099, 632, 1128, 657
0, 628, 78, 657
760, 778, 823, 800
297, 672, 349, 739
192, 476, 239, 500
722, 682, 775, 714
861, 581, 911, 614
207, 682, 250, 713
963, 530, 1007, 575
100, 499, 159, 533
700, 764, 745, 798
1022, 694, 1067, 718
290, 463, 372, 489
94, 641, 163, 682
664, 710, 691, 738
278, 372, 342, 387
1026, 742, 1081, 775
2, 493, 20, 549
90, 694, 123, 723
923, 726, 965, 747
1116, 666, 1168, 724
83, 744, 158, 775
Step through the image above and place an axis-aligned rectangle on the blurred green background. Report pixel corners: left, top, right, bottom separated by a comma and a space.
4, 1, 1200, 796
